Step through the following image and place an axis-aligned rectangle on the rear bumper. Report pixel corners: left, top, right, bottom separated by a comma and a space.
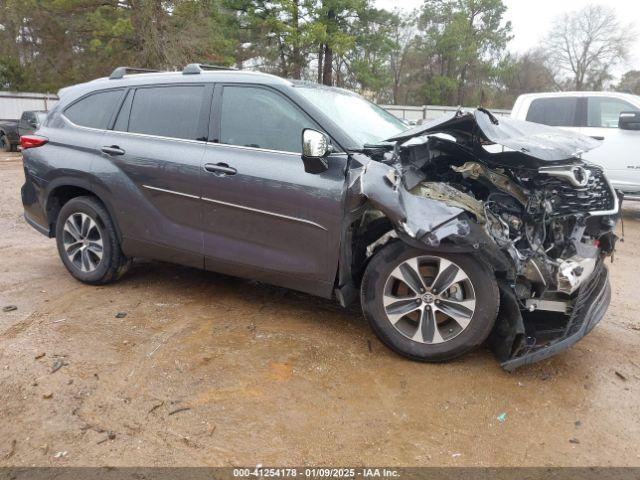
21, 177, 50, 237
501, 262, 610, 371
24, 211, 50, 236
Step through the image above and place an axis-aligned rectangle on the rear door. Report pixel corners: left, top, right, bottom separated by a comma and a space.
96, 84, 213, 267
200, 84, 347, 296
28, 89, 124, 228
581, 96, 640, 193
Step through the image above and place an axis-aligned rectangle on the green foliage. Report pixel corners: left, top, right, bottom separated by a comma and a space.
421, 75, 458, 106
616, 70, 640, 96
0, 56, 26, 90
342, 7, 398, 96
0, 0, 536, 108
416, 0, 512, 105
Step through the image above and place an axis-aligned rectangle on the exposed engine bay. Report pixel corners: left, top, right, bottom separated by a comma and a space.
344, 109, 620, 370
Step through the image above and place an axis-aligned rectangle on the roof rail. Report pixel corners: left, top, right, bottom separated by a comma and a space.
183, 63, 237, 75
109, 67, 161, 80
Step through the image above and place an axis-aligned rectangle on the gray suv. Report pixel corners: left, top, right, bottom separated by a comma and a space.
21, 64, 620, 370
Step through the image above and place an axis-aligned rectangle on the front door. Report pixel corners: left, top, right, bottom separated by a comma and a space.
201, 84, 347, 297
581, 96, 640, 194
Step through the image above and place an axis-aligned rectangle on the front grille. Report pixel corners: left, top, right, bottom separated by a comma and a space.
545, 166, 616, 216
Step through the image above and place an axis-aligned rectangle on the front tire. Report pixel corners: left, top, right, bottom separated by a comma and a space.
361, 241, 499, 362
55, 196, 130, 284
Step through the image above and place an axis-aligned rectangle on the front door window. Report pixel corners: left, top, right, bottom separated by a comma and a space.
219, 86, 318, 153
587, 97, 640, 128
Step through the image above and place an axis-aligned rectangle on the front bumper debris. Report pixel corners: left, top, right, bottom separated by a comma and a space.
500, 261, 610, 371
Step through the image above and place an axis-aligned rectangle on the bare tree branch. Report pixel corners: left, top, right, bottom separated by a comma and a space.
544, 4, 634, 90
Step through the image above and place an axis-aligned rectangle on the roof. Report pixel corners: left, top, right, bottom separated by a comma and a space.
516, 91, 640, 101
57, 69, 293, 100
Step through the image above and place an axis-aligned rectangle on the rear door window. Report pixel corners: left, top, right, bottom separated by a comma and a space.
219, 85, 318, 153
526, 97, 580, 127
64, 89, 124, 129
125, 85, 206, 140
587, 97, 640, 128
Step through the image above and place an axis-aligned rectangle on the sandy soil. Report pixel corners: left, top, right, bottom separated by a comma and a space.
0, 151, 639, 467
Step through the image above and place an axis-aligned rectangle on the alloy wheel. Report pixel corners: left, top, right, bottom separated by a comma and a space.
62, 212, 104, 273
382, 256, 477, 344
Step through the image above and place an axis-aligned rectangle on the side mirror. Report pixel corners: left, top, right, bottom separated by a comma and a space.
618, 111, 640, 130
301, 129, 330, 174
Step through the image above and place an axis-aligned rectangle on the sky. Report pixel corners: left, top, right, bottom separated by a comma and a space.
374, 0, 640, 76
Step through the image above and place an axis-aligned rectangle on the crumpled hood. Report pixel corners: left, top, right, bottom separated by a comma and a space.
386, 109, 601, 167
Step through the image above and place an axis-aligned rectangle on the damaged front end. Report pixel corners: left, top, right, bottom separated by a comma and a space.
347, 109, 620, 370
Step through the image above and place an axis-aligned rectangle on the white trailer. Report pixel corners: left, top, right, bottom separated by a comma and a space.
0, 91, 58, 120
380, 104, 511, 124
0, 91, 58, 151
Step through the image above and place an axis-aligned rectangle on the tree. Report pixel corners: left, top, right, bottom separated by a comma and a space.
311, 0, 368, 86
544, 4, 633, 91
0, 0, 237, 92
418, 0, 512, 105
496, 49, 557, 107
0, 57, 26, 91
332, 6, 400, 99
616, 70, 640, 95
387, 11, 418, 104
0, 0, 555, 106
224, 0, 315, 77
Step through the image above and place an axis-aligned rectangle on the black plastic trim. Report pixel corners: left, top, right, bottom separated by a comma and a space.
501, 264, 610, 371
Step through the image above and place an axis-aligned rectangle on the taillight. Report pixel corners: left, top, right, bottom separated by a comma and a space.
20, 135, 48, 150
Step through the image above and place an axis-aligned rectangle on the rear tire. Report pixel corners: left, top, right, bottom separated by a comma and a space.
361, 241, 499, 362
0, 134, 10, 153
55, 196, 131, 284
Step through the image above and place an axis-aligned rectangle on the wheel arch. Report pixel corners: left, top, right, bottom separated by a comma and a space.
44, 179, 122, 240
336, 203, 507, 307
350, 211, 395, 284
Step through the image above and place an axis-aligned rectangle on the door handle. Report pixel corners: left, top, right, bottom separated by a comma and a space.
101, 145, 125, 156
204, 162, 237, 176
590, 136, 605, 141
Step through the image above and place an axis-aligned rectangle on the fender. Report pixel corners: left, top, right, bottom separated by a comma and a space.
44, 175, 124, 241
347, 153, 512, 273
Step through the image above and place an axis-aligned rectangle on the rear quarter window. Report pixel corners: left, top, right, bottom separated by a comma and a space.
64, 89, 124, 129
526, 97, 579, 127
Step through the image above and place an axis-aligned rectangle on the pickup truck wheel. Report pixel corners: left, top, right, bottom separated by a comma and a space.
55, 196, 131, 285
0, 134, 10, 152
361, 241, 499, 362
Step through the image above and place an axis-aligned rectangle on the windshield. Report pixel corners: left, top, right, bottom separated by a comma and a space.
295, 86, 407, 147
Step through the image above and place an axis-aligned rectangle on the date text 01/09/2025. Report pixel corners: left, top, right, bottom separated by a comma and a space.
232, 467, 400, 478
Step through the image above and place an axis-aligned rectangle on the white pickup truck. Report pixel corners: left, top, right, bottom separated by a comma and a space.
511, 91, 640, 199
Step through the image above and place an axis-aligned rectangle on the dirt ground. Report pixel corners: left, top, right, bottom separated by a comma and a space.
0, 151, 639, 467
